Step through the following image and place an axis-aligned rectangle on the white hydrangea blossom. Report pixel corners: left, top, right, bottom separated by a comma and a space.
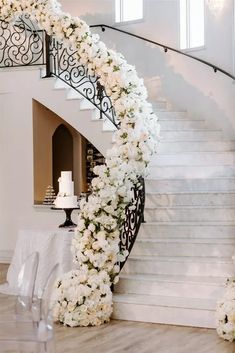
216, 257, 235, 341
0, 0, 160, 326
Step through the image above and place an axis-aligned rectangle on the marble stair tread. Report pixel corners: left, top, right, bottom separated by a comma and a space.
128, 255, 232, 263
135, 237, 235, 244
155, 111, 188, 118
152, 150, 235, 155
113, 293, 216, 311
115, 273, 225, 300
145, 177, 235, 193
144, 206, 235, 221
161, 129, 221, 132
160, 130, 222, 141
145, 205, 235, 209
145, 192, 235, 206
132, 237, 235, 257
139, 221, 235, 239
149, 152, 235, 166
158, 142, 235, 153
146, 177, 235, 181
146, 190, 235, 195
124, 256, 235, 277
118, 273, 225, 286
141, 220, 235, 225
159, 120, 206, 130
158, 118, 198, 121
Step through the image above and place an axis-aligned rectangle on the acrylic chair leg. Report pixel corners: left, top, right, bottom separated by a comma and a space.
46, 340, 56, 353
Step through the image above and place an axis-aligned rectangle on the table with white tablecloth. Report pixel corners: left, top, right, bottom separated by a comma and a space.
0, 229, 74, 295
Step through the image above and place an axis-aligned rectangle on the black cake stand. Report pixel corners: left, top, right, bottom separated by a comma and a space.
51, 207, 80, 228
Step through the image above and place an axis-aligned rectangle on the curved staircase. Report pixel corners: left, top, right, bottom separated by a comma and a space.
1, 19, 234, 329
113, 101, 235, 328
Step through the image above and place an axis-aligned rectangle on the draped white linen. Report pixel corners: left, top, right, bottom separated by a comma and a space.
0, 229, 73, 295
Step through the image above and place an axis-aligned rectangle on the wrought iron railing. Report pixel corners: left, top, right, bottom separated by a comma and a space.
119, 177, 145, 271
0, 15, 46, 67
0, 17, 145, 273
90, 24, 235, 81
46, 36, 118, 127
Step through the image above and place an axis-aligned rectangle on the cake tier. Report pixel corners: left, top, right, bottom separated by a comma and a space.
58, 180, 74, 196
54, 195, 77, 209
61, 171, 72, 180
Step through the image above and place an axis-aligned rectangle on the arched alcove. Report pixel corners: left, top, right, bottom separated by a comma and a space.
33, 99, 105, 204
52, 124, 74, 194
33, 100, 87, 204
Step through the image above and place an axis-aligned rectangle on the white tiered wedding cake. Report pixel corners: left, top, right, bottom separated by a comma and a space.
54, 171, 78, 208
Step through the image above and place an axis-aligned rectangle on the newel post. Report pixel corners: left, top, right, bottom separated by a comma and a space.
44, 33, 52, 78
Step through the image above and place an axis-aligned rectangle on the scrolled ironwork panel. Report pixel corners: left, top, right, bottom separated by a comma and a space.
119, 177, 145, 271
49, 37, 119, 128
0, 16, 45, 67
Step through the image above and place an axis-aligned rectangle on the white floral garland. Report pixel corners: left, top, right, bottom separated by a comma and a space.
0, 0, 160, 326
216, 256, 235, 341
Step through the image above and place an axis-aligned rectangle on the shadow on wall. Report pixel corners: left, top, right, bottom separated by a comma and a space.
92, 26, 235, 139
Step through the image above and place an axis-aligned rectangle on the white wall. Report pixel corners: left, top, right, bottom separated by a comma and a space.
0, 69, 62, 260
0, 68, 113, 261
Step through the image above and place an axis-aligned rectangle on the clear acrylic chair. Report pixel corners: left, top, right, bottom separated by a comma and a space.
0, 251, 39, 321
0, 263, 59, 353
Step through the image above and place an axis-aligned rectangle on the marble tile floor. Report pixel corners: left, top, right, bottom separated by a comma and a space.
0, 264, 234, 353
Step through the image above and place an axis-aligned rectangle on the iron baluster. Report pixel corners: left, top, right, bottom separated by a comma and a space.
119, 177, 145, 272
96, 80, 105, 120
44, 33, 52, 77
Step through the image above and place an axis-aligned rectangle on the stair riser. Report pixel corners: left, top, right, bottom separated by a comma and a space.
102, 119, 116, 131
54, 79, 69, 90
66, 89, 83, 100
159, 120, 205, 130
158, 141, 235, 153
156, 111, 187, 119
153, 101, 168, 110
112, 302, 216, 328
91, 109, 101, 120
150, 152, 235, 166
148, 165, 235, 178
115, 278, 224, 300
139, 224, 235, 239
161, 130, 221, 141
146, 179, 235, 193
124, 259, 234, 277
132, 242, 235, 257
145, 193, 235, 207
145, 208, 235, 222
80, 99, 95, 110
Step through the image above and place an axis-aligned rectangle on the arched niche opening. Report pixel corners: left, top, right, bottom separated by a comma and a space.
33, 100, 87, 204
52, 124, 73, 194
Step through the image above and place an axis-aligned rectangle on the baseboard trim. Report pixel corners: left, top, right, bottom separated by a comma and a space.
0, 250, 13, 263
